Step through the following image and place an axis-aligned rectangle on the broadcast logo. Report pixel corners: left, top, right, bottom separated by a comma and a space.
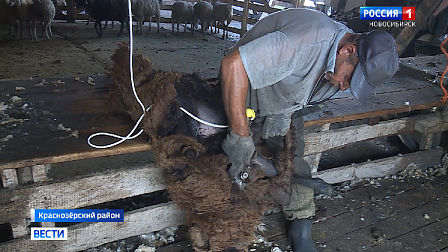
31, 227, 67, 240
360, 6, 416, 28
30, 209, 124, 241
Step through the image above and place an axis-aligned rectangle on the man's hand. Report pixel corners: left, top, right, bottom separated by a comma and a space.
261, 112, 293, 139
222, 130, 255, 178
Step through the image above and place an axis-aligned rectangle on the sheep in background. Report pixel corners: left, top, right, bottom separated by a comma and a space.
131, 0, 160, 34
31, 0, 55, 41
0, 0, 17, 36
211, 0, 232, 39
9, 0, 34, 40
75, 0, 130, 38
193, 0, 213, 36
171, 1, 194, 34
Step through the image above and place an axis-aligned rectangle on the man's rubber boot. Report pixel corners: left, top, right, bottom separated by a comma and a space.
292, 176, 333, 196
287, 218, 317, 252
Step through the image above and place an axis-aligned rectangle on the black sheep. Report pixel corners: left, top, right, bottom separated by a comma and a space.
76, 0, 130, 38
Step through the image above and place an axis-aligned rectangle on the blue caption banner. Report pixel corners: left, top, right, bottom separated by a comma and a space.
31, 209, 124, 222
360, 7, 402, 20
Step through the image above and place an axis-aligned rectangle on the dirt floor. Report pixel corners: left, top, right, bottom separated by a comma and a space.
0, 20, 237, 81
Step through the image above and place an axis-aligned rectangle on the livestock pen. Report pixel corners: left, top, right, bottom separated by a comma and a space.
0, 0, 448, 251
0, 50, 447, 250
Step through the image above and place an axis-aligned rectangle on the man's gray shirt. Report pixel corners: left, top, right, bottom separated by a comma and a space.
228, 8, 352, 117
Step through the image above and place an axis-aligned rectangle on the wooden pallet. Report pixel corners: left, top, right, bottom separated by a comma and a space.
0, 58, 447, 250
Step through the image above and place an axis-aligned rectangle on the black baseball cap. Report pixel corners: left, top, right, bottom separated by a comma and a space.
350, 30, 399, 104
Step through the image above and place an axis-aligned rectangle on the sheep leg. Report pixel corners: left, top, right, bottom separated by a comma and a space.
125, 20, 130, 36
32, 21, 39, 42
149, 17, 152, 32
225, 22, 228, 39
201, 21, 205, 36
19, 22, 23, 40
28, 22, 33, 40
156, 15, 160, 33
13, 22, 18, 39
47, 23, 52, 39
172, 21, 175, 34
94, 20, 103, 37
116, 20, 125, 37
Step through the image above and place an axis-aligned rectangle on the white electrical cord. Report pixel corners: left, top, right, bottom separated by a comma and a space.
179, 107, 227, 128
87, 2, 227, 149
87, 0, 147, 149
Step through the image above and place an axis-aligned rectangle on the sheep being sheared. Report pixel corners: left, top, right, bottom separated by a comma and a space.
106, 43, 296, 251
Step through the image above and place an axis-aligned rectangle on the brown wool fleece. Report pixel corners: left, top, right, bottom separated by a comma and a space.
107, 42, 296, 251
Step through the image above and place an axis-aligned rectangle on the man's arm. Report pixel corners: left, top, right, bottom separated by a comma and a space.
220, 49, 250, 137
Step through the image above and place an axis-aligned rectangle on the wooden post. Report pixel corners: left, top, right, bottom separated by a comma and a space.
414, 110, 448, 150
11, 220, 28, 238
40, 222, 56, 228
17, 167, 33, 185
1, 169, 18, 188
292, 0, 299, 8
241, 0, 250, 36
306, 123, 331, 174
32, 164, 50, 183
393, 0, 442, 55
66, 0, 75, 23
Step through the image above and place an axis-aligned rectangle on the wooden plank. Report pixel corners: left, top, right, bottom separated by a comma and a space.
0, 143, 152, 170
399, 54, 446, 79
4, 103, 437, 172
222, 0, 278, 14
1, 169, 18, 188
313, 148, 444, 184
393, 0, 442, 56
305, 123, 330, 172
320, 198, 448, 251
0, 71, 445, 169
17, 167, 33, 185
40, 222, 55, 228
304, 72, 448, 127
31, 164, 49, 183
369, 218, 448, 252
231, 15, 259, 25
245, 174, 446, 252
10, 220, 28, 239
241, 0, 250, 36
419, 132, 435, 150
304, 117, 410, 156
66, 0, 75, 23
314, 177, 425, 224
414, 112, 448, 133
0, 203, 185, 252
0, 165, 165, 228
313, 175, 448, 249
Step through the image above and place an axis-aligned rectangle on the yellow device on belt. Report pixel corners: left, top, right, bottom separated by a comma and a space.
246, 108, 256, 121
